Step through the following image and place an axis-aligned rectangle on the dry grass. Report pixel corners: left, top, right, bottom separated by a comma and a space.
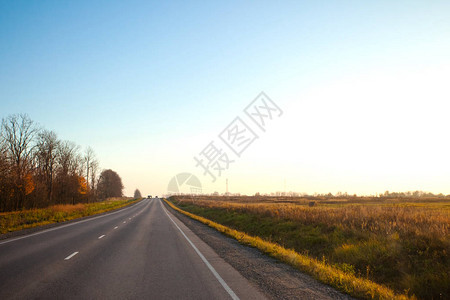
49, 203, 86, 214
170, 196, 449, 299
178, 200, 449, 238
166, 199, 413, 300
0, 197, 139, 234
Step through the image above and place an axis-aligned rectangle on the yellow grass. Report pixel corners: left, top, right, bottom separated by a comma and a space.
176, 199, 449, 238
0, 198, 139, 234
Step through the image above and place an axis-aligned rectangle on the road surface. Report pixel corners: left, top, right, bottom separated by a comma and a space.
0, 198, 266, 299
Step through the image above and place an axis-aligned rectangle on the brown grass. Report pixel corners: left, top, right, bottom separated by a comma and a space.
166, 199, 413, 300
180, 200, 449, 238
49, 203, 86, 214
0, 197, 139, 234
170, 196, 449, 299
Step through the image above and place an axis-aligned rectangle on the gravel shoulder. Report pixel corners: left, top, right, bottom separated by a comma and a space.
165, 201, 354, 300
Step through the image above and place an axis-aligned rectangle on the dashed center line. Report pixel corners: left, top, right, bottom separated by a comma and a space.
98, 235, 105, 239
64, 251, 79, 260
123, 221, 126, 224
114, 226, 118, 229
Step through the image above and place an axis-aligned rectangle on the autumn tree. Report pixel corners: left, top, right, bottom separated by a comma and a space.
1, 114, 38, 210
97, 169, 123, 199
0, 114, 110, 211
134, 189, 142, 198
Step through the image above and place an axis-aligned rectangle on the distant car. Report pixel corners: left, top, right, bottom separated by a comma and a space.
155, 196, 158, 198
148, 195, 152, 198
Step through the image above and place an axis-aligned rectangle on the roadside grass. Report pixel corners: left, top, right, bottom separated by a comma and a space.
165, 199, 411, 299
168, 197, 449, 300
0, 197, 140, 234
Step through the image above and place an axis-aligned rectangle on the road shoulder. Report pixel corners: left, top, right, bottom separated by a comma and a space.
161, 200, 267, 300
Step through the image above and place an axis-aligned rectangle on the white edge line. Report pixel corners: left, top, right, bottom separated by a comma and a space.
98, 235, 105, 239
64, 251, 79, 260
0, 199, 149, 246
161, 200, 240, 300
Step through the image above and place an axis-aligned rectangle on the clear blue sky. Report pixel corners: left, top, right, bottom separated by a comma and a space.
1, 1, 450, 196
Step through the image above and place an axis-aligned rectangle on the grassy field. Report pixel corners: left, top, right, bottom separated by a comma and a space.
169, 196, 449, 300
0, 197, 140, 234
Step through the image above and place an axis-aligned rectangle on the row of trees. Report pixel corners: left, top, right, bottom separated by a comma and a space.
380, 190, 448, 198
250, 191, 450, 198
0, 114, 124, 212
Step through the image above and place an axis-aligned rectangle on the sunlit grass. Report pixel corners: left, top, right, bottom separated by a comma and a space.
166, 199, 413, 300
0, 197, 140, 234
168, 196, 449, 299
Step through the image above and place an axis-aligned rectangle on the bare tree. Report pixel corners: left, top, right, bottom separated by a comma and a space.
89, 159, 99, 199
0, 134, 13, 211
84, 147, 98, 202
0, 114, 110, 210
57, 141, 80, 176
1, 114, 39, 209
35, 130, 59, 205
54, 141, 82, 204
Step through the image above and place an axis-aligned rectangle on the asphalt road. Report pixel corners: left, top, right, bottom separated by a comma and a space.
0, 198, 266, 300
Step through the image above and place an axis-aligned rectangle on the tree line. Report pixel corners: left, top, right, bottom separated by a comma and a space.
0, 114, 124, 212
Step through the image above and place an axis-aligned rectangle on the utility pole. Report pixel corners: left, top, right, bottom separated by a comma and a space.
226, 178, 229, 195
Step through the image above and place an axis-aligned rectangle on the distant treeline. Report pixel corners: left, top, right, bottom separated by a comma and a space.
204, 191, 450, 199
253, 190, 450, 199
0, 114, 124, 212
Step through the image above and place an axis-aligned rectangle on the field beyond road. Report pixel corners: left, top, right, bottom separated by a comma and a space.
169, 195, 449, 300
0, 197, 140, 235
